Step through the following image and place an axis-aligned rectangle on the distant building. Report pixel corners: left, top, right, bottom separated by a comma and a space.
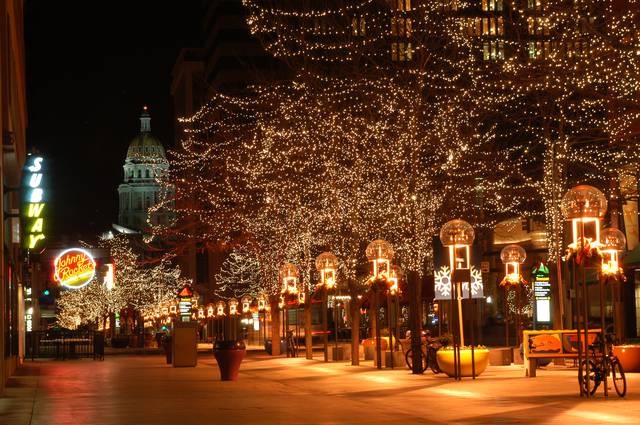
117, 107, 171, 233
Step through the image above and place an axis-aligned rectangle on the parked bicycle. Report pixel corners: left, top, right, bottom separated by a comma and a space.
402, 333, 445, 374
578, 331, 626, 397
286, 329, 298, 358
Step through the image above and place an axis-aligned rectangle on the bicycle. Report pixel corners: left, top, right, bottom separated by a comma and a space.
403, 336, 442, 374
286, 330, 298, 358
578, 332, 626, 397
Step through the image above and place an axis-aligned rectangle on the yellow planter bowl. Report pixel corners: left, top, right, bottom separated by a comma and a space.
436, 348, 490, 377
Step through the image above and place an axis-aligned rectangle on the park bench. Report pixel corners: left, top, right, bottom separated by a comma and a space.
523, 329, 601, 377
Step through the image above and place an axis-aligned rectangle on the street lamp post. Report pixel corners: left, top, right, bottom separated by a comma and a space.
440, 219, 475, 380
316, 252, 338, 362
280, 262, 299, 358
257, 294, 267, 347
500, 244, 527, 347
561, 184, 607, 398
366, 239, 394, 370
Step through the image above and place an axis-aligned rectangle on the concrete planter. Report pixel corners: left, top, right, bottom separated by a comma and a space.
436, 348, 490, 377
613, 345, 640, 373
214, 340, 246, 381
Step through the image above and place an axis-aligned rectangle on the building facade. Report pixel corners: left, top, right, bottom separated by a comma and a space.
0, 0, 27, 396
117, 107, 170, 233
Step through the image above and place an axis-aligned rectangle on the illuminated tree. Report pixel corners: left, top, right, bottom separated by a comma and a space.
214, 247, 262, 299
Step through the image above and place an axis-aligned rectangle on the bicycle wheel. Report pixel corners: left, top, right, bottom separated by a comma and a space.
404, 349, 413, 370
610, 358, 627, 397
428, 348, 441, 374
405, 348, 428, 372
578, 359, 599, 396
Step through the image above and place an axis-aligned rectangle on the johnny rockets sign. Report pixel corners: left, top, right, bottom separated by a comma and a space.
54, 248, 96, 289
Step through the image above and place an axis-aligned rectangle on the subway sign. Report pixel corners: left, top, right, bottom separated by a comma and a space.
22, 155, 46, 250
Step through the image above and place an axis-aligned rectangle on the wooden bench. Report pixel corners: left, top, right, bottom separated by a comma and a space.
523, 329, 601, 377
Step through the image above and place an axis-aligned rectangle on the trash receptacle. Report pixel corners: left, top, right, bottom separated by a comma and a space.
265, 338, 286, 355
94, 332, 105, 361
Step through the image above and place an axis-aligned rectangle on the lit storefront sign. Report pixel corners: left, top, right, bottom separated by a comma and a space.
22, 155, 46, 250
54, 248, 97, 289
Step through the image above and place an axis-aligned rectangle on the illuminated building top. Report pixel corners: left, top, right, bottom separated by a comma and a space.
117, 107, 171, 231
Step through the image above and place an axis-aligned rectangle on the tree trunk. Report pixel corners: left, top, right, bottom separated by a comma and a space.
270, 300, 281, 356
350, 298, 361, 365
408, 270, 423, 374
304, 293, 313, 360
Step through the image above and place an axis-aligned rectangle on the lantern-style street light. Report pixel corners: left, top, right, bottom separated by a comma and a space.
241, 296, 252, 314
500, 244, 527, 346
561, 185, 607, 255
366, 239, 394, 279
316, 252, 339, 362
229, 298, 239, 316
366, 239, 394, 369
216, 301, 226, 317
600, 228, 626, 278
561, 185, 607, 398
440, 219, 475, 380
500, 244, 527, 286
316, 252, 338, 289
280, 262, 299, 294
257, 293, 267, 345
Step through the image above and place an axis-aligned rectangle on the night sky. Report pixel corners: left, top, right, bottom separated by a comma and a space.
24, 0, 202, 241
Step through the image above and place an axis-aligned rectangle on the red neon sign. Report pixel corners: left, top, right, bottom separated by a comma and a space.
54, 248, 96, 289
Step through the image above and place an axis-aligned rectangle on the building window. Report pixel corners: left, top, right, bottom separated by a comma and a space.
135, 194, 142, 210
482, 0, 503, 11
527, 0, 542, 11
396, 0, 411, 11
483, 41, 505, 60
391, 42, 413, 61
145, 169, 150, 178
391, 16, 412, 37
352, 16, 366, 36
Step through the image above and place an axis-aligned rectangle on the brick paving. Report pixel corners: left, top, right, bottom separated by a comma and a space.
1, 352, 639, 424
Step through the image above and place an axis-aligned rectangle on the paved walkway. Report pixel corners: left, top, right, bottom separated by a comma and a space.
1, 353, 639, 424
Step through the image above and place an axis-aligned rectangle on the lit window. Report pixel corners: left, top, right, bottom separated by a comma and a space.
352, 16, 366, 36
396, 0, 411, 11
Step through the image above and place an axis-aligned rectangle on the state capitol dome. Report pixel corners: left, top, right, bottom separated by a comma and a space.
117, 106, 172, 232
126, 107, 166, 160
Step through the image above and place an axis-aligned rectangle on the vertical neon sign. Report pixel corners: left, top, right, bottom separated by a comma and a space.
22, 155, 46, 249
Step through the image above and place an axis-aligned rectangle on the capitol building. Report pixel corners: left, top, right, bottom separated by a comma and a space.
117, 107, 171, 232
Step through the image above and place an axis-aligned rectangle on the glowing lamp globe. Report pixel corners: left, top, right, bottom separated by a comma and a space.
600, 228, 626, 277
316, 252, 338, 288
216, 301, 226, 317
561, 185, 607, 250
280, 262, 299, 294
366, 239, 394, 278
561, 185, 607, 220
241, 296, 252, 313
206, 304, 214, 318
298, 291, 306, 305
228, 298, 239, 315
500, 244, 526, 284
500, 244, 526, 264
440, 219, 474, 270
601, 228, 626, 252
440, 219, 475, 246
